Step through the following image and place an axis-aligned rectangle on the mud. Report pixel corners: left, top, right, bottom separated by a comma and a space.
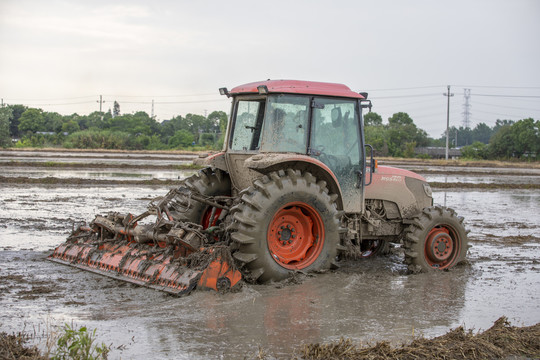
0, 151, 539, 359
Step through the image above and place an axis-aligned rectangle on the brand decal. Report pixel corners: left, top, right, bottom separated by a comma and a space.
380, 175, 403, 182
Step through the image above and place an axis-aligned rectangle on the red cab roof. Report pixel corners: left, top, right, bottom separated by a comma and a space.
229, 80, 365, 99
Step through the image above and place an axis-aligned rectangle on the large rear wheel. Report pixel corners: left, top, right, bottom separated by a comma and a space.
230, 169, 342, 283
403, 205, 468, 272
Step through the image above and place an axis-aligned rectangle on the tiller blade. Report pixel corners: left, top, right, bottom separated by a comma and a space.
49, 190, 242, 296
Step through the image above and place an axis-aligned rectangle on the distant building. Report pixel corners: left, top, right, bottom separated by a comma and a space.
415, 147, 461, 159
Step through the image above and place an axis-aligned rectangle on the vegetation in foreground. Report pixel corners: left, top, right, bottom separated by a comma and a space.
3, 317, 538, 359
1, 324, 109, 360
297, 316, 540, 360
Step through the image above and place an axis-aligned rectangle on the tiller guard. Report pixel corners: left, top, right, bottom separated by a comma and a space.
48, 189, 242, 296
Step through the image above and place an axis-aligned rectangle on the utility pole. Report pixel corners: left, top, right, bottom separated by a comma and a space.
151, 99, 155, 119
443, 85, 454, 160
97, 95, 105, 121
462, 88, 471, 129
97, 95, 105, 112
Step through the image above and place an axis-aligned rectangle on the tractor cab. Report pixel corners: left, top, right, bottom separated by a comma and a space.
217, 80, 371, 213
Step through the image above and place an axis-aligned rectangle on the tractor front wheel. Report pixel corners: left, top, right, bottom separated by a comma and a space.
230, 169, 342, 283
403, 205, 468, 272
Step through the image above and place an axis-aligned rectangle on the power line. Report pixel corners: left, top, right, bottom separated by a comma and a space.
3, 95, 96, 101
372, 93, 441, 99
474, 93, 540, 98
102, 93, 217, 98
473, 100, 540, 112
120, 99, 226, 105
22, 101, 96, 106
366, 85, 443, 91
472, 109, 531, 118
452, 85, 540, 90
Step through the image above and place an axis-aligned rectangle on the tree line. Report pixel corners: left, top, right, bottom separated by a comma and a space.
363, 112, 539, 160
0, 104, 227, 150
0, 104, 538, 160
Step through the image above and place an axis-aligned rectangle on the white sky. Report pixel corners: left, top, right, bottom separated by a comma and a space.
1, 0, 539, 137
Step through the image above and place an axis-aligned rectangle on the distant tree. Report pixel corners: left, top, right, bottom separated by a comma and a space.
364, 125, 388, 156
44, 112, 64, 133
388, 112, 413, 126
493, 119, 514, 134
199, 133, 216, 146
207, 110, 228, 133
18, 108, 46, 134
364, 112, 383, 126
61, 120, 80, 134
510, 118, 539, 159
184, 113, 207, 140
113, 101, 120, 117
457, 126, 472, 147
0, 107, 13, 147
386, 112, 428, 157
471, 122, 492, 144
79, 111, 107, 130
168, 129, 194, 148
488, 124, 514, 158
461, 141, 488, 159
106, 111, 157, 136
7, 104, 27, 138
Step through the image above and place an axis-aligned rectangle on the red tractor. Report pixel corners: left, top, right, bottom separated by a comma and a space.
50, 80, 468, 294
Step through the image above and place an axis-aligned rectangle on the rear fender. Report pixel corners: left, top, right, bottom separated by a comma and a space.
194, 151, 227, 171
244, 153, 344, 210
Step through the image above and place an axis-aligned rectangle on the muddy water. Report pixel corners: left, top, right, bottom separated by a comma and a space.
1, 154, 540, 359
2, 167, 198, 182
0, 150, 196, 167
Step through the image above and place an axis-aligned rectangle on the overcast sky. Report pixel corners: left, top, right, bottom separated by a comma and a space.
1, 0, 539, 137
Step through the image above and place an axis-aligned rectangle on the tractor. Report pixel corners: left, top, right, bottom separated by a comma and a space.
50, 80, 468, 295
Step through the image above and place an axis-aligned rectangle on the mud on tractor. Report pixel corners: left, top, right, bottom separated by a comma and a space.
50, 80, 468, 295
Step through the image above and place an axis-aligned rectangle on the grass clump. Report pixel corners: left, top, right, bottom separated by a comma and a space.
51, 324, 110, 360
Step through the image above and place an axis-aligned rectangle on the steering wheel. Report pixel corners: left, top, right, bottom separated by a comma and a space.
314, 145, 339, 170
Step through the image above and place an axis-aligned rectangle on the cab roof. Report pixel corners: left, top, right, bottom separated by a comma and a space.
229, 80, 365, 99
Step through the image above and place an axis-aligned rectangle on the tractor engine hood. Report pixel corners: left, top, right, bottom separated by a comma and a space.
365, 165, 432, 219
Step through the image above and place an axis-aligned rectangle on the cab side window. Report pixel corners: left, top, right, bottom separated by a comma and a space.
230, 100, 265, 151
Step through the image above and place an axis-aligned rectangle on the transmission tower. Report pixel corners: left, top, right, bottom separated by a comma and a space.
462, 88, 471, 128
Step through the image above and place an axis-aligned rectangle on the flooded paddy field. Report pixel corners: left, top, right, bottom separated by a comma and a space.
0, 150, 539, 359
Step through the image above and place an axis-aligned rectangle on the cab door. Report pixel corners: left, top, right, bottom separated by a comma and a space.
309, 97, 365, 213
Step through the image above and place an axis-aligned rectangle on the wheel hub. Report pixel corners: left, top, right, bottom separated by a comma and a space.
267, 203, 324, 269
278, 225, 295, 244
426, 228, 454, 263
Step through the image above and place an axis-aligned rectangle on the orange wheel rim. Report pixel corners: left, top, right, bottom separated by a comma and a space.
424, 226, 460, 269
202, 207, 222, 229
267, 202, 325, 270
